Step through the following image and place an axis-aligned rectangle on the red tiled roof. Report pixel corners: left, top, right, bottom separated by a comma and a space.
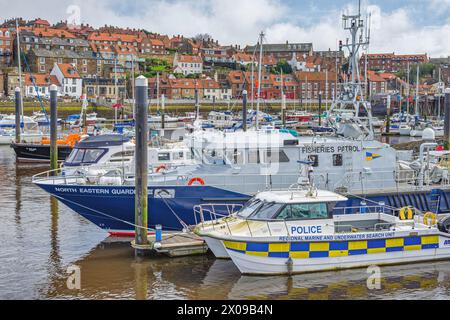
367, 71, 387, 82
32, 27, 75, 39
32, 19, 50, 26
25, 73, 59, 86
150, 39, 164, 46
177, 55, 202, 63
233, 53, 253, 62
56, 63, 80, 78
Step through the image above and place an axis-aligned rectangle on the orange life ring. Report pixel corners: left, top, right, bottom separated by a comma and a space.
188, 177, 205, 186
156, 165, 167, 173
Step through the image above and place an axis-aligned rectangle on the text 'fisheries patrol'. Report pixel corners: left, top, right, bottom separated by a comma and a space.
301, 145, 361, 154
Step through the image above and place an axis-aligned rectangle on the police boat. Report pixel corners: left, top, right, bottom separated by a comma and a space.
195, 185, 450, 275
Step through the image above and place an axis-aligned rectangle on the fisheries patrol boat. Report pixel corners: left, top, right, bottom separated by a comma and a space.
195, 186, 450, 275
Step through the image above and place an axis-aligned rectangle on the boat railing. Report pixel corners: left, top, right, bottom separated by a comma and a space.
32, 165, 127, 186
194, 203, 403, 238
193, 204, 244, 232
323, 168, 450, 193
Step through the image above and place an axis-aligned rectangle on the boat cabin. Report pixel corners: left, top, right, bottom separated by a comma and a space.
64, 134, 134, 170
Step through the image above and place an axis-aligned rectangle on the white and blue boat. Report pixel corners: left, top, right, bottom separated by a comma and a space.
195, 187, 450, 275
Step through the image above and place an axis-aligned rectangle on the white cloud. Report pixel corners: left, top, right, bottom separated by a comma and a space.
1, 0, 449, 57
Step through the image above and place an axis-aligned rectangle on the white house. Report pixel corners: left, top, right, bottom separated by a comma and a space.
50, 63, 83, 98
173, 54, 203, 76
25, 73, 61, 98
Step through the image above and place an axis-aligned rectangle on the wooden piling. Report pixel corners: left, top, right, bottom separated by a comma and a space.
14, 87, 21, 143
386, 94, 391, 135
134, 75, 149, 256
50, 85, 58, 172
242, 90, 248, 132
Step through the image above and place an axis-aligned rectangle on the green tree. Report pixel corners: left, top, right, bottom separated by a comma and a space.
270, 59, 293, 74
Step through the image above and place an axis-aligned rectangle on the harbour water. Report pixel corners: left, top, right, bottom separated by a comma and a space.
2, 144, 450, 300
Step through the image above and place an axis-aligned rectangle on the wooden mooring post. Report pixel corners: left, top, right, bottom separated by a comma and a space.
14, 87, 22, 143
131, 77, 208, 258
50, 85, 58, 173
134, 75, 150, 257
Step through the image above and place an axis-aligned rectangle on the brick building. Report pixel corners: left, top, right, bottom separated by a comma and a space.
27, 48, 99, 77
360, 53, 428, 73
0, 28, 13, 66
244, 42, 313, 60
294, 71, 338, 100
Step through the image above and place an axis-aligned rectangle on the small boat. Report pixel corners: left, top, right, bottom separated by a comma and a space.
11, 133, 82, 163
148, 115, 184, 130
195, 186, 450, 275
0, 115, 44, 145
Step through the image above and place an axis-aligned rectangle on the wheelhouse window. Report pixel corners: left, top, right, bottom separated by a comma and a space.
250, 202, 284, 220
158, 153, 171, 161
263, 150, 290, 164
333, 154, 343, 167
65, 148, 106, 165
237, 199, 262, 219
276, 203, 329, 220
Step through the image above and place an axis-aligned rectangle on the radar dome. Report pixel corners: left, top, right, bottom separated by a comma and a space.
422, 128, 436, 141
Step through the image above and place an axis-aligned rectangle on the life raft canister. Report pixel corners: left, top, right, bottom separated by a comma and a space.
423, 212, 438, 226
399, 207, 414, 220
188, 177, 205, 186
155, 165, 167, 173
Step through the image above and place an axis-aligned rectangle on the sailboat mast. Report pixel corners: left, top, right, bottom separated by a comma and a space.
16, 20, 22, 93
132, 56, 136, 119
256, 31, 264, 129
415, 64, 420, 116
114, 57, 118, 124
406, 62, 410, 114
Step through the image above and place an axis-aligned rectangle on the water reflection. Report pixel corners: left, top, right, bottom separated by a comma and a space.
40, 241, 450, 300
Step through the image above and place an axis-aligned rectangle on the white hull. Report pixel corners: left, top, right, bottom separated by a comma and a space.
0, 133, 43, 145
226, 235, 450, 275
410, 129, 444, 138
204, 236, 230, 259
399, 127, 411, 136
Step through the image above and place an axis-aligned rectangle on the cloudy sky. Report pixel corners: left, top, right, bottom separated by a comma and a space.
1, 0, 450, 57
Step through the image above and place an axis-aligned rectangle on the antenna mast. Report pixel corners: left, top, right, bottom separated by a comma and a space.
328, 0, 375, 140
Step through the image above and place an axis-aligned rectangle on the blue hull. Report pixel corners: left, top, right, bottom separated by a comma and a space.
37, 184, 250, 235
37, 183, 450, 235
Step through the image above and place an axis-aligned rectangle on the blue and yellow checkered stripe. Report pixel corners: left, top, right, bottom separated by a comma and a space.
223, 236, 439, 259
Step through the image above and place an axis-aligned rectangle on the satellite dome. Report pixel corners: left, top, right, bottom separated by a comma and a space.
422, 128, 436, 141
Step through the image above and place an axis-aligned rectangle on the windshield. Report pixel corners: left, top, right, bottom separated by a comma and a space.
237, 199, 262, 219
249, 202, 284, 220
65, 148, 106, 166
